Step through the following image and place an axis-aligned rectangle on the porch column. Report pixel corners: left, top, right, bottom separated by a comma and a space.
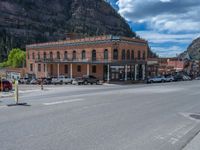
125, 65, 128, 81
35, 63, 38, 78
87, 64, 90, 76
107, 64, 110, 83
142, 64, 146, 80
57, 63, 60, 78
70, 63, 73, 78
45, 64, 48, 77
135, 64, 138, 80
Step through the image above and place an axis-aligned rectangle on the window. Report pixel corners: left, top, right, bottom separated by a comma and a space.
30, 64, 33, 71
64, 65, 68, 73
38, 64, 41, 72
82, 50, 86, 60
43, 52, 46, 59
50, 52, 53, 59
113, 49, 118, 60
138, 51, 141, 60
73, 51, 76, 60
104, 49, 108, 60
32, 52, 35, 59
92, 50, 96, 61
131, 50, 134, 60
57, 51, 60, 59
122, 49, 126, 60
38, 52, 40, 59
77, 65, 81, 72
44, 64, 46, 72
127, 50, 130, 60
143, 51, 146, 60
64, 51, 68, 60
92, 65, 96, 73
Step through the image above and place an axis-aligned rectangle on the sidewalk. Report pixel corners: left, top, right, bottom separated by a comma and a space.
183, 131, 200, 150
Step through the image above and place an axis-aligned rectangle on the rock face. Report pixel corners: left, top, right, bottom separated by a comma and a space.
180, 37, 200, 60
0, 0, 135, 61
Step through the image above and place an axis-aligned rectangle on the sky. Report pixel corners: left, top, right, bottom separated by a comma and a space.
107, 0, 200, 57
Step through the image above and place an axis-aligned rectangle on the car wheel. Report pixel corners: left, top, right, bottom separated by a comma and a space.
170, 79, 173, 82
84, 81, 88, 85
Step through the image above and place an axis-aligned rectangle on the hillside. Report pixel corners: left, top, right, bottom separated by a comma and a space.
180, 37, 200, 60
0, 0, 135, 61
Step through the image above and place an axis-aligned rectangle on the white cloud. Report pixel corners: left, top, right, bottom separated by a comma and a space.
152, 46, 184, 57
117, 0, 200, 33
137, 31, 200, 44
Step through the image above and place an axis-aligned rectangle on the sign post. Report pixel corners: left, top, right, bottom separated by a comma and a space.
14, 80, 19, 104
0, 75, 3, 97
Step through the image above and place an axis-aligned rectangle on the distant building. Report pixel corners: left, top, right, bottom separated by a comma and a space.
26, 35, 148, 82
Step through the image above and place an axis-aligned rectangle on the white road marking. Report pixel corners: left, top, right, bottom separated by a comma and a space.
43, 98, 85, 106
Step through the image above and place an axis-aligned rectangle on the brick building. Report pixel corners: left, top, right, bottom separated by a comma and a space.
26, 35, 148, 82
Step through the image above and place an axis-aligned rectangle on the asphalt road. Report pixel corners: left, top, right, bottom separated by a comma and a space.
0, 81, 200, 150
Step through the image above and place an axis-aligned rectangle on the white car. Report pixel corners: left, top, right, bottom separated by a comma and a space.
52, 76, 73, 85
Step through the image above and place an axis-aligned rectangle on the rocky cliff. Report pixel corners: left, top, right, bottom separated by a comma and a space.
0, 0, 135, 61
180, 37, 200, 60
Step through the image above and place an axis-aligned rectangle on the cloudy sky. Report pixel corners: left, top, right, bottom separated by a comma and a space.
108, 0, 200, 57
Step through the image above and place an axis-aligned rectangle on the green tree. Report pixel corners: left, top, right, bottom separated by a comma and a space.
0, 48, 26, 68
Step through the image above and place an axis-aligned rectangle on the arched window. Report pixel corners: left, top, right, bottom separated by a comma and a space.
64, 51, 68, 60
50, 52, 53, 60
113, 49, 118, 60
72, 51, 76, 60
131, 50, 134, 60
43, 52, 46, 60
82, 50, 86, 60
92, 50, 96, 61
37, 52, 40, 59
143, 51, 146, 60
138, 50, 141, 60
57, 51, 60, 59
104, 49, 108, 60
127, 50, 130, 60
32, 52, 35, 59
122, 49, 126, 60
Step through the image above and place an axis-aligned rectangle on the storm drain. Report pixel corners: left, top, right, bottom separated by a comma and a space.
190, 114, 200, 120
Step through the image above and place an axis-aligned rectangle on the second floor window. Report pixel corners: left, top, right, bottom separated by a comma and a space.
43, 52, 46, 59
50, 52, 53, 59
64, 51, 68, 60
57, 51, 60, 59
122, 49, 126, 60
143, 51, 146, 60
82, 50, 86, 60
104, 49, 108, 60
73, 51, 76, 60
131, 50, 134, 60
138, 51, 141, 60
113, 49, 118, 60
92, 50, 96, 61
127, 50, 130, 60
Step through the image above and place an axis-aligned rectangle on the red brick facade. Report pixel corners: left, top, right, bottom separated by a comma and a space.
26, 35, 148, 81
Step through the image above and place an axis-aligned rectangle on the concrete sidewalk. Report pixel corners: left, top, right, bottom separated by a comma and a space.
183, 131, 200, 150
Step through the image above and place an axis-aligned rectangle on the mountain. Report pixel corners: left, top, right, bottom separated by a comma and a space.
0, 0, 135, 61
180, 37, 200, 60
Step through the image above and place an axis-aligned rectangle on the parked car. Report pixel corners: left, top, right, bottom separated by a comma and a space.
42, 77, 52, 85
30, 78, 39, 84
18, 78, 31, 84
147, 76, 166, 83
195, 76, 200, 80
82, 75, 100, 85
165, 75, 174, 82
52, 76, 73, 85
0, 79, 13, 92
72, 77, 84, 85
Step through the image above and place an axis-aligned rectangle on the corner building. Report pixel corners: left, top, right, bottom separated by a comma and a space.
26, 35, 148, 82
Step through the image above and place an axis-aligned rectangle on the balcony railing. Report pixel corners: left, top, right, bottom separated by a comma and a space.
35, 58, 147, 65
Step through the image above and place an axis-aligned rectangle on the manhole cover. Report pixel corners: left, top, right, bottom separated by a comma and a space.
190, 114, 200, 120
